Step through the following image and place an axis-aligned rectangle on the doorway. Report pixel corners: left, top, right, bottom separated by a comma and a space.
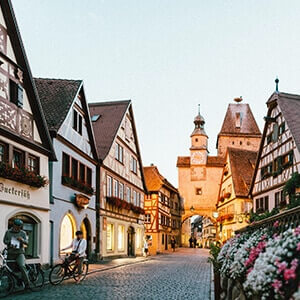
127, 226, 135, 257
81, 218, 92, 258
165, 234, 168, 250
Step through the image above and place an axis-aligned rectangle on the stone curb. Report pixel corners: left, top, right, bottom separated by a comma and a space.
210, 263, 215, 300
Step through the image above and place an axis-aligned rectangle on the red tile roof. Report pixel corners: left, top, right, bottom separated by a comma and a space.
143, 165, 178, 193
218, 103, 261, 138
176, 156, 190, 167
228, 148, 257, 197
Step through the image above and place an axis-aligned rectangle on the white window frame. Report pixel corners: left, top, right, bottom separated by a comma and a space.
106, 176, 112, 197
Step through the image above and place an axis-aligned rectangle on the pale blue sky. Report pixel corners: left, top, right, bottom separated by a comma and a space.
13, 0, 300, 186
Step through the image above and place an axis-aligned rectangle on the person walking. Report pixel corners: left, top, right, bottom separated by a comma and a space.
3, 219, 30, 288
170, 236, 176, 252
61, 230, 87, 284
143, 238, 149, 257
189, 236, 193, 248
193, 237, 197, 248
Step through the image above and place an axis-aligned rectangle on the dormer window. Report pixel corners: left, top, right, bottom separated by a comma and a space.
73, 109, 82, 135
235, 112, 241, 128
9, 79, 23, 107
91, 114, 101, 122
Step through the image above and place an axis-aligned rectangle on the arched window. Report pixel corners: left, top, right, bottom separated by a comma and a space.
8, 214, 39, 259
60, 214, 76, 252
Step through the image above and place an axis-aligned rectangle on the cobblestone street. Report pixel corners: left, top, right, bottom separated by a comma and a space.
8, 248, 211, 300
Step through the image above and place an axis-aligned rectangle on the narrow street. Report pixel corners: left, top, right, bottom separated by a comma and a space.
9, 249, 211, 300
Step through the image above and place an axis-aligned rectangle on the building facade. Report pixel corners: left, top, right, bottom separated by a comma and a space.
143, 165, 182, 254
89, 100, 146, 258
177, 99, 261, 224
35, 79, 98, 263
0, 0, 55, 265
201, 217, 216, 248
216, 148, 257, 243
250, 92, 300, 213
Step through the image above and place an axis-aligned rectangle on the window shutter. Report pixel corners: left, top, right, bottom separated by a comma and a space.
289, 151, 294, 163
272, 123, 279, 142
17, 84, 23, 107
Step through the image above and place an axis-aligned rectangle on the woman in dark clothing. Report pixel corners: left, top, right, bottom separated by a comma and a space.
171, 236, 176, 252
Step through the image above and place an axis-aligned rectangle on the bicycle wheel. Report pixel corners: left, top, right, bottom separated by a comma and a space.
49, 264, 65, 285
73, 260, 88, 282
0, 270, 14, 298
28, 266, 44, 291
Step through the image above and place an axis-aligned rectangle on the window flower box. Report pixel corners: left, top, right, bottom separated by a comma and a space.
0, 162, 47, 188
224, 192, 231, 199
219, 196, 225, 202
106, 196, 145, 215
62, 175, 93, 195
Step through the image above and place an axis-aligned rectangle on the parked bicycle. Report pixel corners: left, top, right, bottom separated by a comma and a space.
0, 248, 44, 298
49, 253, 88, 285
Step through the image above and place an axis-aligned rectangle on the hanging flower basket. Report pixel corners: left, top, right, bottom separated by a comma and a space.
224, 192, 231, 199
62, 175, 93, 195
0, 162, 48, 188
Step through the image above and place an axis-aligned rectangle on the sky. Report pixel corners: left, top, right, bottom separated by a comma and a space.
13, 0, 300, 186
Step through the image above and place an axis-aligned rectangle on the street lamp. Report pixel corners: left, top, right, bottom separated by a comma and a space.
212, 211, 219, 219
190, 206, 195, 212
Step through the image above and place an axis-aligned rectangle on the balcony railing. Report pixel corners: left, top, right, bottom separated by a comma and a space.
235, 206, 300, 234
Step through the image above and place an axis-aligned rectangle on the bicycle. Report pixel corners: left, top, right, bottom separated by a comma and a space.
49, 253, 89, 285
0, 248, 44, 298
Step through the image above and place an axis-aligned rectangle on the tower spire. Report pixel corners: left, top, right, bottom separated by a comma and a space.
275, 77, 279, 93
198, 104, 200, 116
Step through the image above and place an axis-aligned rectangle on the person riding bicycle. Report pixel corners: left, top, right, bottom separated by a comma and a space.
3, 218, 30, 288
61, 230, 86, 283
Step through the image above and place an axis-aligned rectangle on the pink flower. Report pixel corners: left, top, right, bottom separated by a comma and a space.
276, 261, 287, 274
283, 268, 296, 281
291, 258, 298, 269
271, 279, 282, 291
273, 221, 279, 228
294, 226, 300, 235
297, 242, 300, 252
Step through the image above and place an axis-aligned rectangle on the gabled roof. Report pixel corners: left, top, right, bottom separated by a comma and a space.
89, 100, 148, 192
34, 78, 82, 132
35, 78, 98, 160
0, 0, 55, 160
89, 100, 130, 160
249, 92, 300, 195
217, 103, 261, 146
227, 148, 257, 197
143, 165, 178, 193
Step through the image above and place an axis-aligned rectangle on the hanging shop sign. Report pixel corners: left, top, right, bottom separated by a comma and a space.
75, 194, 89, 209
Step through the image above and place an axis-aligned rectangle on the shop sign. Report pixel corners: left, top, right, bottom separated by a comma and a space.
0, 182, 30, 199
75, 194, 89, 209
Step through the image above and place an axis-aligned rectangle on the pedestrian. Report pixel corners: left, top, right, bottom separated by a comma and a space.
193, 237, 197, 248
170, 236, 176, 252
3, 219, 30, 288
144, 238, 149, 257
61, 230, 87, 284
189, 236, 193, 248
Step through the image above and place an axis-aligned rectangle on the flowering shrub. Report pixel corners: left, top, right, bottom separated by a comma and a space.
0, 162, 48, 188
106, 196, 145, 215
218, 224, 300, 299
62, 175, 93, 195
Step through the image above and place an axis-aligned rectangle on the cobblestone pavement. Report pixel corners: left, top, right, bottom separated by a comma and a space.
8, 248, 211, 300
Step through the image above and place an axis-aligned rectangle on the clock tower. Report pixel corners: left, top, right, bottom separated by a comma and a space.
190, 105, 208, 165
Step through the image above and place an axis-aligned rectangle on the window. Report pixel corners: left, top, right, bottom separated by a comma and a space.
196, 188, 202, 195
170, 200, 173, 209
133, 190, 137, 205
62, 153, 70, 176
113, 179, 119, 197
235, 112, 241, 128
175, 202, 178, 210
131, 157, 137, 174
136, 228, 142, 249
256, 196, 269, 212
12, 149, 24, 169
119, 183, 124, 200
272, 123, 279, 142
72, 109, 82, 135
28, 155, 39, 173
145, 214, 151, 223
115, 143, 123, 163
60, 214, 75, 254
71, 158, 78, 179
267, 133, 273, 144
126, 187, 131, 202
91, 114, 101, 122
87, 168, 92, 186
117, 225, 125, 251
279, 122, 285, 135
9, 79, 23, 107
162, 234, 164, 244
137, 193, 141, 207
106, 224, 114, 251
275, 191, 285, 207
79, 163, 85, 182
106, 176, 112, 197
9, 215, 38, 259
0, 142, 7, 163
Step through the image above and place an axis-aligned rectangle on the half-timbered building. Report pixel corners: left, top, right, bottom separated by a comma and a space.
143, 165, 182, 254
35, 78, 98, 263
89, 100, 146, 258
0, 0, 55, 265
250, 91, 300, 212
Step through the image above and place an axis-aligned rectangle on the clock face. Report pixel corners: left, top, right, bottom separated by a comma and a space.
191, 151, 205, 165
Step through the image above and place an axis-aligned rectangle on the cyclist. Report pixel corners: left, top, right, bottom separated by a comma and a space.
61, 230, 86, 283
3, 218, 30, 288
